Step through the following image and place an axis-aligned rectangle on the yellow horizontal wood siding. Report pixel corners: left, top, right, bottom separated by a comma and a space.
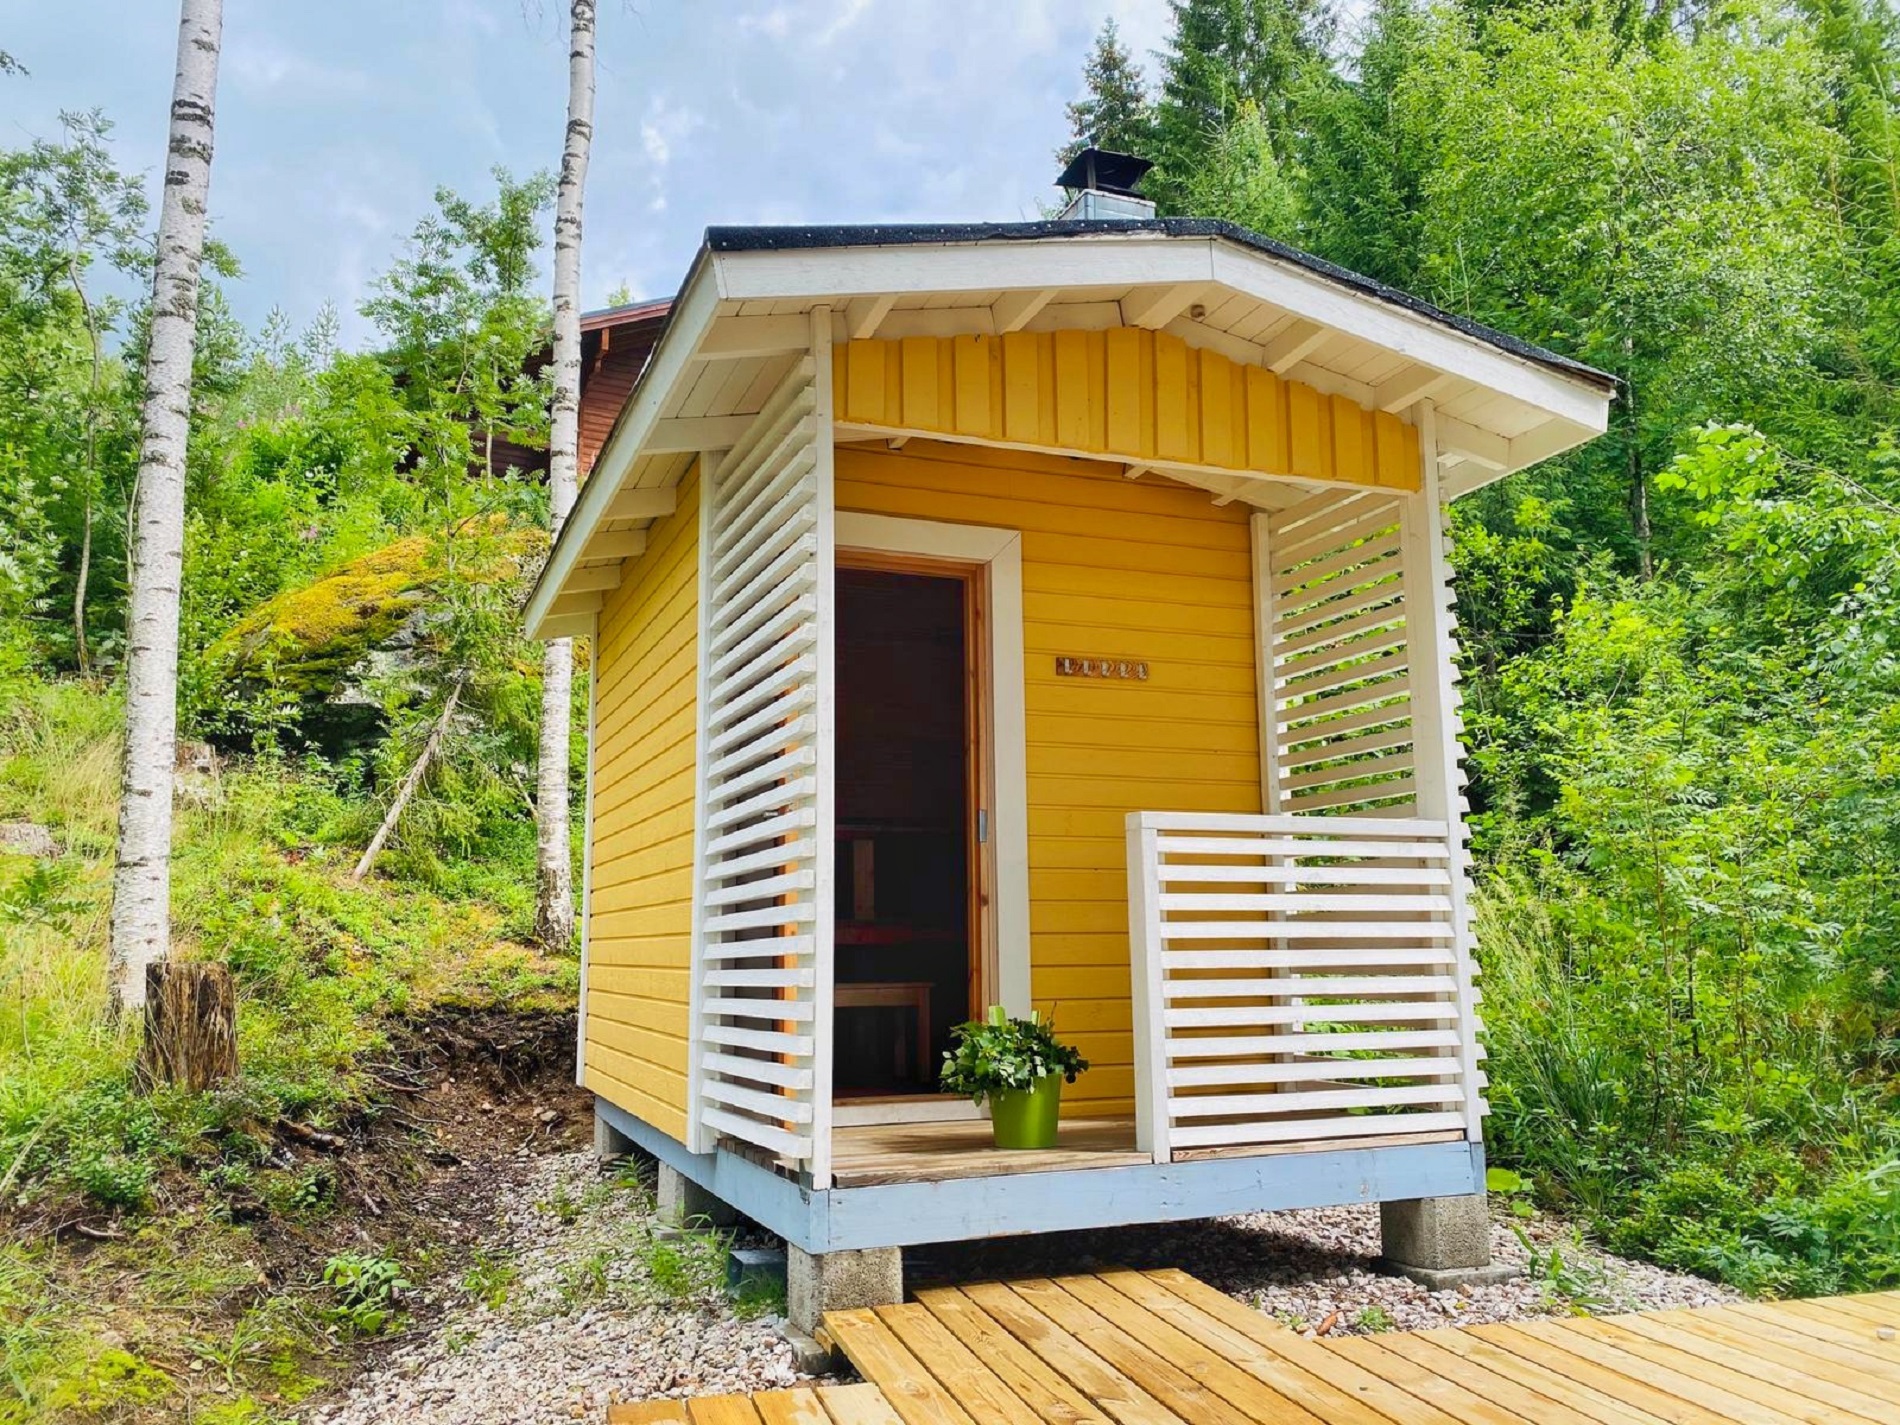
584, 464, 700, 1142
835, 330, 1421, 492
837, 441, 1263, 1118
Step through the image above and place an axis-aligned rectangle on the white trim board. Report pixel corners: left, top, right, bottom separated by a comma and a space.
573, 612, 601, 1086
683, 455, 715, 1154
834, 511, 1033, 1026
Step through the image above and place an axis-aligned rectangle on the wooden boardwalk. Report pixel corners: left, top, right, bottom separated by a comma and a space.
608, 1272, 1900, 1424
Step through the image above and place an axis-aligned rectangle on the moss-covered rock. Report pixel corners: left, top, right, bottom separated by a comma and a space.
201, 524, 544, 753
207, 535, 434, 699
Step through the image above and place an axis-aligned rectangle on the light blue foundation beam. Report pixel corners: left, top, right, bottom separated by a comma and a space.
595, 1097, 1484, 1255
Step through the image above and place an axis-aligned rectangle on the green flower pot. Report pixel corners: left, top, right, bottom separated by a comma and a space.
989, 1074, 1063, 1149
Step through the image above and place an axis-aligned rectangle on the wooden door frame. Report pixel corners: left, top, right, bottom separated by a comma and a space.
831, 512, 1030, 1127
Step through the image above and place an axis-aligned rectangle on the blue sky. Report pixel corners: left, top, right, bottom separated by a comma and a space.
2, 1, 1173, 347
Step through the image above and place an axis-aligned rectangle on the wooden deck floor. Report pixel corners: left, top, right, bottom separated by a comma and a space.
608, 1274, 1900, 1423
829, 1118, 1149, 1187
827, 1117, 1470, 1187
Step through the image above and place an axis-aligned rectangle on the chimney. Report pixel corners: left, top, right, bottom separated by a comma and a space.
1055, 146, 1156, 222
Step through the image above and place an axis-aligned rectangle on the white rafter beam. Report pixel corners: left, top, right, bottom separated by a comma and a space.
691, 313, 809, 361
563, 564, 624, 594
844, 293, 895, 341
604, 486, 679, 521
538, 613, 594, 640
1436, 415, 1510, 471
1262, 319, 1328, 373
1373, 364, 1452, 413
1122, 282, 1207, 330
646, 414, 752, 454
547, 590, 604, 618
580, 528, 648, 561
992, 287, 1058, 333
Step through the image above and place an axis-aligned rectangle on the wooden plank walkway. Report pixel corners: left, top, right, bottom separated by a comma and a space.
607, 1275, 1900, 1424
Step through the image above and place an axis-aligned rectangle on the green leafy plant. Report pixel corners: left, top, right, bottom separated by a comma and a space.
938, 1006, 1089, 1105
319, 1252, 410, 1336
635, 1230, 726, 1302
554, 1249, 612, 1311
1514, 1225, 1613, 1314
1487, 1167, 1538, 1220
538, 1182, 582, 1226
460, 1250, 516, 1310
1353, 1305, 1395, 1333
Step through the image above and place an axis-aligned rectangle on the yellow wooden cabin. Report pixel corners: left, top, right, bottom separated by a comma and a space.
525, 160, 1614, 1330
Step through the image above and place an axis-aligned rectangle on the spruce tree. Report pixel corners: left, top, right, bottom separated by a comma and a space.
1296, 0, 1428, 287
1151, 0, 1335, 211
1058, 18, 1155, 163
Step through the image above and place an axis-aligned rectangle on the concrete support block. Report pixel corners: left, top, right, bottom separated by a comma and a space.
657, 1160, 738, 1228
593, 1103, 635, 1165
1380, 1193, 1518, 1289
786, 1243, 903, 1336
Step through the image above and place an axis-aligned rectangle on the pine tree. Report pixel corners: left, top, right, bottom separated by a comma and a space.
1151, 0, 1335, 210
1058, 18, 1155, 163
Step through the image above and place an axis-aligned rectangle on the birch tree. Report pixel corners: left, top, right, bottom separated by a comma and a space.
533, 0, 596, 952
107, 0, 223, 1016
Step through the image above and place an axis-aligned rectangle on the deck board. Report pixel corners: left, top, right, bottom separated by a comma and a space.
607, 1275, 1900, 1424
830, 1119, 1149, 1186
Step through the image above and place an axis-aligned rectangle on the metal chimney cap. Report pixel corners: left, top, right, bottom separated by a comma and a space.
1055, 146, 1154, 198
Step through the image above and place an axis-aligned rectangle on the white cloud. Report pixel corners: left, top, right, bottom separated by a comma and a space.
815, 0, 876, 48
226, 38, 368, 94
737, 5, 796, 40
639, 97, 697, 169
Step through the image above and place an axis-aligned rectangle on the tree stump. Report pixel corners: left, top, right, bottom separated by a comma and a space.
138, 962, 237, 1091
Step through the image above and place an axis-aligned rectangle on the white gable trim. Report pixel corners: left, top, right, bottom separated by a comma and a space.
524, 261, 718, 638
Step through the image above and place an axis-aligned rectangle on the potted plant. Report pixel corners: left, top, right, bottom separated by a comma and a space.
939, 1005, 1089, 1149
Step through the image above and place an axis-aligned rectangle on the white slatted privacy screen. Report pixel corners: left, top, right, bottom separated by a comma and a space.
1265, 489, 1421, 817
690, 356, 832, 1170
1127, 812, 1484, 1160
1128, 468, 1486, 1163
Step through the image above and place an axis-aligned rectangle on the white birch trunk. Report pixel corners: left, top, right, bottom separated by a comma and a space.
107, 0, 223, 1017
533, 0, 596, 953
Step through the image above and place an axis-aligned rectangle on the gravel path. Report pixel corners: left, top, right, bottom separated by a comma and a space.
308, 1152, 1734, 1423
912, 1199, 1738, 1335
304, 1152, 815, 1425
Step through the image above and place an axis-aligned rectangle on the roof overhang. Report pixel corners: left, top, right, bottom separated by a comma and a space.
525, 223, 1614, 640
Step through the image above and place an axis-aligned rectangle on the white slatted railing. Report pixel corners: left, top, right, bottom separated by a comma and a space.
689, 352, 834, 1173
1127, 811, 1485, 1163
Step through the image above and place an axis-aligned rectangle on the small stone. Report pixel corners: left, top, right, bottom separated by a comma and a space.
0, 822, 57, 858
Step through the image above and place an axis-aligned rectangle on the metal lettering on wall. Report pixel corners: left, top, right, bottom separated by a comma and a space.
1055, 656, 1149, 680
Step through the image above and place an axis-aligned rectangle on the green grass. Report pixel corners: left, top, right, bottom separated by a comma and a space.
0, 674, 578, 1420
